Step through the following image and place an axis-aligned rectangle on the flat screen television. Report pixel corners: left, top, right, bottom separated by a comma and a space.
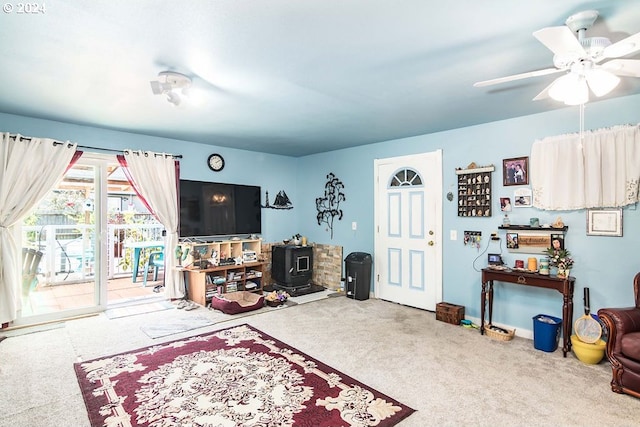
179, 180, 262, 237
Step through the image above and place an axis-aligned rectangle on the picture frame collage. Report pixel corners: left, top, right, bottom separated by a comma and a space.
498, 156, 531, 212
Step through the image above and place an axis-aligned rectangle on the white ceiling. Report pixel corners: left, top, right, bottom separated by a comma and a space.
1, 0, 639, 156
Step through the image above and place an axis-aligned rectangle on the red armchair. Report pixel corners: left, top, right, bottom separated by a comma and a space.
597, 273, 640, 399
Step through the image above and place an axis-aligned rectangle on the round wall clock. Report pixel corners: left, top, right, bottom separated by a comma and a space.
207, 153, 225, 172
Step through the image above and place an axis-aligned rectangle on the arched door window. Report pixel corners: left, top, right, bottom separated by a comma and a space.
388, 167, 423, 187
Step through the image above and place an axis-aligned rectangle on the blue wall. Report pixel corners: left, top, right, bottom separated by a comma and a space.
0, 113, 299, 243
3, 93, 640, 333
296, 93, 640, 332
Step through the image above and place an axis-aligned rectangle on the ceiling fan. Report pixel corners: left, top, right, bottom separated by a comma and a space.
474, 10, 640, 105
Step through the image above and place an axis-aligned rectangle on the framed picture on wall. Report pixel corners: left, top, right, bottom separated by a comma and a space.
502, 156, 529, 186
513, 188, 532, 208
586, 208, 623, 236
500, 197, 512, 212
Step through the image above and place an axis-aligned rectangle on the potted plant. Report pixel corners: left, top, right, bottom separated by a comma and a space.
544, 246, 574, 278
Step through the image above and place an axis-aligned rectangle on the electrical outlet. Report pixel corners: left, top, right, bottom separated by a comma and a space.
450, 230, 457, 240
352, 221, 357, 230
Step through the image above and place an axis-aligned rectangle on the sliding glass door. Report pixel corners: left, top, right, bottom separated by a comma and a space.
18, 156, 106, 325
17, 153, 163, 326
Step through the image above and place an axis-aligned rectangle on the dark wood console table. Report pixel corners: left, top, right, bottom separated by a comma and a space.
481, 268, 575, 357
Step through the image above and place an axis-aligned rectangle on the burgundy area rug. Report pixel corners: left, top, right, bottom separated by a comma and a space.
74, 324, 415, 427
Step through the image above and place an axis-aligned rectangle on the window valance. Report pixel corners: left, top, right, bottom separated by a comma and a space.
531, 124, 640, 210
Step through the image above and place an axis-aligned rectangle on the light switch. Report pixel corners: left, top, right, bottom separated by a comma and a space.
352, 221, 357, 230
450, 230, 457, 241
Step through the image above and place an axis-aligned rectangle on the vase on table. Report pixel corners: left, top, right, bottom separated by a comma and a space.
557, 268, 570, 278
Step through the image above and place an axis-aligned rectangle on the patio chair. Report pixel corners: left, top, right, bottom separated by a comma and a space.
22, 248, 43, 297
142, 250, 164, 287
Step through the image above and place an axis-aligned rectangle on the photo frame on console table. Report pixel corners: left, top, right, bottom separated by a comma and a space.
586, 208, 623, 237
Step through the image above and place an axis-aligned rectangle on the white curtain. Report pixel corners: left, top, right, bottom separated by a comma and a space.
531, 124, 640, 210
0, 133, 77, 324
122, 151, 183, 299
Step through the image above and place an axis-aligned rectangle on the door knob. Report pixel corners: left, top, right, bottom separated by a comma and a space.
428, 241, 435, 246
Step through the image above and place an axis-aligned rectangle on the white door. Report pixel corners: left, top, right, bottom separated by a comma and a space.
374, 150, 442, 311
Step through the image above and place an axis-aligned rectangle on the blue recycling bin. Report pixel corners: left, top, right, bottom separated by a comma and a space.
533, 314, 562, 352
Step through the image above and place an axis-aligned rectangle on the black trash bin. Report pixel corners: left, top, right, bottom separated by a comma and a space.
344, 252, 372, 300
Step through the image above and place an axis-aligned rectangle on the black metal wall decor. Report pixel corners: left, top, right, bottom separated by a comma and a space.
316, 172, 345, 239
262, 190, 293, 209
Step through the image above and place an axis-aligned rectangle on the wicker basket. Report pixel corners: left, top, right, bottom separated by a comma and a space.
484, 323, 515, 341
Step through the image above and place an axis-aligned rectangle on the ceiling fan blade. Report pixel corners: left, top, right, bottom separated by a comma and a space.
601, 31, 640, 59
533, 26, 586, 56
473, 68, 563, 87
601, 59, 640, 77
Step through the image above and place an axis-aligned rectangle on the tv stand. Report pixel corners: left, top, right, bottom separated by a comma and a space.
183, 262, 265, 306
180, 238, 264, 306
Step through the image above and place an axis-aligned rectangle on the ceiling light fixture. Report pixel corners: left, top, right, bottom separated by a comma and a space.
547, 61, 620, 105
474, 10, 640, 107
150, 71, 192, 106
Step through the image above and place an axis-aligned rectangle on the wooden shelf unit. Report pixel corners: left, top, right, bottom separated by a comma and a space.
184, 262, 265, 306
180, 238, 262, 266
179, 238, 265, 306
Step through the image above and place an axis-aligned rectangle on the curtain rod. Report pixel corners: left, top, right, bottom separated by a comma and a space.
8, 134, 181, 158
54, 141, 183, 159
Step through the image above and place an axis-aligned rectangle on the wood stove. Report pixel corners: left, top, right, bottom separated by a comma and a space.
271, 245, 313, 291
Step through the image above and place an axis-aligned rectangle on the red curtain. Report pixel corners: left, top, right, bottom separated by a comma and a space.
65, 150, 83, 173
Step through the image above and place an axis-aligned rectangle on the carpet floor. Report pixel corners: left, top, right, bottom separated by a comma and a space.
104, 300, 175, 319
75, 323, 415, 426
3, 296, 640, 426
139, 290, 334, 338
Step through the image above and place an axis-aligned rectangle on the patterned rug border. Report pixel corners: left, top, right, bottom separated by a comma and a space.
75, 323, 415, 426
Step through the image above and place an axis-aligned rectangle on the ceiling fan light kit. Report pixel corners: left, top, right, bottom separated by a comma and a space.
586, 69, 620, 97
474, 10, 640, 106
548, 73, 586, 105
150, 71, 193, 106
